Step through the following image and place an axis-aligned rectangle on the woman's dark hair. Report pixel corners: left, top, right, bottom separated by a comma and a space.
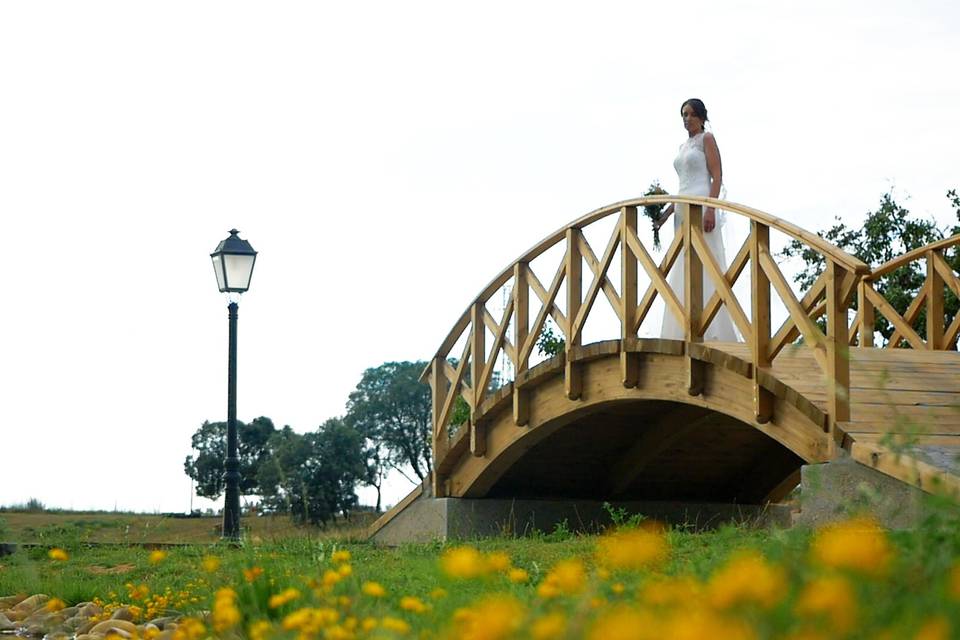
681, 98, 708, 124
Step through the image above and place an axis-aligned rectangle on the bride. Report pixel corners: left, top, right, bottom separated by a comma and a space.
655, 98, 739, 342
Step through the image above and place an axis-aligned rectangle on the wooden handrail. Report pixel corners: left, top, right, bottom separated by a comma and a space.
867, 233, 960, 280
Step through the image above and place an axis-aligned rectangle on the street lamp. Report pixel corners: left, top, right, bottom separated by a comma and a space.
210, 229, 257, 540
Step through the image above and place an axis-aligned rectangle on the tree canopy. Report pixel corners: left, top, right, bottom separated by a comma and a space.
183, 416, 276, 500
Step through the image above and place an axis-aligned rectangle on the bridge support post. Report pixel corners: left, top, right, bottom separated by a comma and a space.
683, 203, 704, 396
470, 301, 487, 457
565, 228, 583, 400
513, 263, 530, 425
825, 261, 851, 456
857, 280, 875, 347
750, 221, 774, 423
620, 206, 640, 388
926, 250, 945, 350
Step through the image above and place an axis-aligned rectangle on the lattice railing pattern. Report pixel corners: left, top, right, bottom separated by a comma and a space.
422, 196, 871, 487
851, 234, 960, 350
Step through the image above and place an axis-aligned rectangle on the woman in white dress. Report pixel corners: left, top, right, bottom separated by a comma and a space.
656, 98, 739, 342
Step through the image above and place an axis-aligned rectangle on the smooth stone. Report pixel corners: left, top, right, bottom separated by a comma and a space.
43, 632, 71, 640
13, 594, 49, 615
78, 604, 103, 617
0, 594, 27, 609
76, 634, 106, 640
110, 607, 134, 622
75, 619, 98, 635
142, 623, 160, 633
147, 616, 177, 629
152, 631, 174, 640
90, 620, 138, 635
102, 628, 132, 639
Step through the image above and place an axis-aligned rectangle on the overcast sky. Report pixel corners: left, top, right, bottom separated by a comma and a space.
2, 1, 958, 514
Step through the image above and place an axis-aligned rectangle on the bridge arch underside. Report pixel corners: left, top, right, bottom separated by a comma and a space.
444, 344, 832, 505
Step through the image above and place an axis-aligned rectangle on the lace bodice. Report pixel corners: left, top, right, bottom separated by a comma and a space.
674, 132, 711, 196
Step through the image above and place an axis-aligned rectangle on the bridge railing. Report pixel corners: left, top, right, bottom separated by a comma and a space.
423, 196, 869, 488
851, 234, 960, 350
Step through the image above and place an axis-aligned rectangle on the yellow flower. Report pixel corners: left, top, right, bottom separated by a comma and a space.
664, 608, 755, 640
202, 556, 221, 573
485, 551, 512, 573
48, 547, 69, 561
381, 616, 410, 635
171, 617, 206, 640
45, 598, 66, 612
538, 559, 587, 598
794, 575, 858, 635
399, 596, 428, 613
322, 569, 342, 589
531, 612, 567, 640
331, 550, 351, 564
244, 566, 264, 582
707, 551, 787, 609
362, 582, 386, 598
268, 588, 302, 609
639, 576, 702, 606
450, 596, 524, 640
148, 550, 168, 565
589, 607, 660, 640
915, 617, 950, 640
810, 517, 893, 577
127, 583, 150, 601
611, 582, 625, 595
212, 587, 241, 632
441, 546, 487, 579
430, 587, 448, 599
248, 620, 272, 640
361, 617, 377, 632
337, 563, 352, 577
949, 562, 960, 601
508, 568, 529, 584
596, 527, 669, 571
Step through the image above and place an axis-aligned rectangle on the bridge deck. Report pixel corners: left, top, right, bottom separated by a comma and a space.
712, 343, 960, 458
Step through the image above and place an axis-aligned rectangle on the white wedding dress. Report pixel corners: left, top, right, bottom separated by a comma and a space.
660, 131, 740, 341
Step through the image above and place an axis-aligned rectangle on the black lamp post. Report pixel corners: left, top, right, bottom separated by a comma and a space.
210, 229, 257, 540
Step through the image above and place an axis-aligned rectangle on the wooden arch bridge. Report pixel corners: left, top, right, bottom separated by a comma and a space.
388, 197, 960, 535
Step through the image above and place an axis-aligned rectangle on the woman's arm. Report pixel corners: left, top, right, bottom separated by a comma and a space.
703, 132, 722, 232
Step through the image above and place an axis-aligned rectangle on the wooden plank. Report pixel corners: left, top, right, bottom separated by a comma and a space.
514, 263, 530, 426
933, 250, 960, 298
751, 222, 774, 423
702, 237, 750, 337
865, 286, 926, 350
825, 261, 852, 454
477, 297, 515, 401
519, 260, 567, 367
483, 307, 517, 366
869, 233, 960, 279
927, 250, 945, 350
769, 273, 826, 359
633, 231, 684, 332
577, 231, 623, 320
565, 228, 583, 400
437, 340, 472, 444
858, 280, 875, 347
624, 226, 686, 332
571, 224, 622, 343
849, 440, 960, 498
620, 207, 640, 387
690, 225, 752, 341
684, 203, 705, 395
760, 248, 828, 370
470, 302, 486, 456
527, 266, 568, 332
887, 289, 926, 349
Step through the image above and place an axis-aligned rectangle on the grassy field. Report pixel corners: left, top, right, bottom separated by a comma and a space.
1, 504, 960, 639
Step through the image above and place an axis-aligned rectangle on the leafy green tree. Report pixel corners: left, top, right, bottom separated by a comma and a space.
256, 419, 366, 526
345, 361, 432, 486
536, 318, 565, 357
184, 416, 276, 499
780, 190, 960, 346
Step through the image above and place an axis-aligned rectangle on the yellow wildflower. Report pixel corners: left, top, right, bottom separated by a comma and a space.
430, 587, 448, 599
322, 569, 342, 589
589, 607, 660, 640
244, 566, 264, 582
48, 548, 69, 561
611, 582, 625, 595
212, 587, 241, 632
337, 563, 352, 577
127, 583, 150, 601
362, 582, 386, 598
508, 568, 530, 584
331, 550, 351, 564
338, 595, 351, 608
148, 550, 168, 565
268, 588, 302, 609
143, 626, 160, 640
531, 612, 567, 640
248, 620, 272, 640
441, 546, 487, 579
949, 561, 960, 600
538, 559, 587, 598
915, 617, 951, 640
361, 617, 377, 632
794, 575, 858, 635
639, 576, 702, 606
202, 556, 221, 573
707, 551, 787, 609
664, 608, 755, 640
171, 617, 206, 640
596, 527, 669, 571
810, 517, 893, 577
381, 616, 410, 635
451, 596, 524, 640
45, 598, 66, 612
400, 596, 428, 613
485, 551, 512, 573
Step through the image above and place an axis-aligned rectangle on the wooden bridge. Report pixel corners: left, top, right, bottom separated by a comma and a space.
390, 197, 960, 534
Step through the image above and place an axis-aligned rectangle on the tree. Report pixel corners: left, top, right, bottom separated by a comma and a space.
256, 419, 366, 526
345, 362, 432, 488
184, 416, 276, 500
780, 189, 960, 345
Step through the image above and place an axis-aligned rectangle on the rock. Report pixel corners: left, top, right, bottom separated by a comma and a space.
102, 628, 132, 639
142, 623, 160, 634
0, 594, 28, 609
0, 612, 15, 631
152, 631, 175, 640
75, 618, 98, 635
111, 606, 135, 621
148, 616, 177, 629
78, 603, 103, 617
90, 619, 138, 635
44, 632, 72, 640
76, 634, 106, 640
12, 594, 48, 615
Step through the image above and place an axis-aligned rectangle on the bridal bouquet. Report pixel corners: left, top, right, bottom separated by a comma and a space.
642, 181, 668, 250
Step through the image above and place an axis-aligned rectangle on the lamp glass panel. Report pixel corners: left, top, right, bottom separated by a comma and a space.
223, 254, 255, 291
212, 255, 227, 292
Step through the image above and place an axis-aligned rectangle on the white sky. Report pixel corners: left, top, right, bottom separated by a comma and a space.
1, 1, 958, 514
